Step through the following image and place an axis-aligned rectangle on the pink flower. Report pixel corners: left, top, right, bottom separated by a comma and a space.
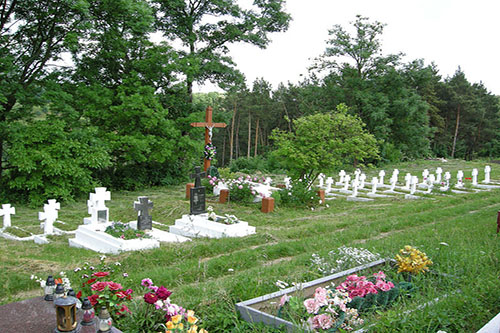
107, 282, 123, 291
238, 185, 243, 189
141, 278, 153, 288
373, 271, 386, 280
314, 287, 328, 306
376, 280, 394, 292
314, 313, 334, 330
91, 281, 108, 292
279, 295, 289, 307
303, 298, 320, 314
92, 271, 110, 278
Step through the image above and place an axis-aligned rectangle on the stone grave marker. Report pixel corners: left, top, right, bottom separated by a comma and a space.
384, 175, 398, 194
405, 176, 421, 199
456, 170, 464, 188
404, 173, 412, 190
284, 177, 291, 189
38, 199, 60, 235
84, 187, 111, 225
391, 169, 399, 183
318, 173, 325, 188
336, 170, 346, 186
134, 196, 153, 230
213, 180, 229, 196
0, 204, 15, 229
347, 179, 373, 202
359, 173, 366, 189
339, 174, 352, 194
378, 170, 386, 187
436, 167, 443, 184
484, 165, 491, 183
325, 177, 334, 193
370, 177, 378, 194
190, 166, 206, 215
439, 172, 451, 191
354, 169, 361, 182
472, 168, 478, 185
419, 169, 430, 188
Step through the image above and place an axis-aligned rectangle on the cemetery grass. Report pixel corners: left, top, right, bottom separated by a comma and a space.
1, 159, 500, 332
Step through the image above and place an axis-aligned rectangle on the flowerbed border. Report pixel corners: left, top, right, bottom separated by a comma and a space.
236, 258, 389, 332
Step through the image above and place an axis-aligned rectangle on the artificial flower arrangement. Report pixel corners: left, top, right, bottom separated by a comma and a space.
395, 245, 433, 275
105, 221, 150, 240
311, 246, 382, 276
204, 143, 216, 160
206, 206, 239, 225
278, 286, 364, 331
122, 278, 208, 333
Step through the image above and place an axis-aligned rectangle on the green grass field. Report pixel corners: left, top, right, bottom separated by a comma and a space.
1, 159, 500, 332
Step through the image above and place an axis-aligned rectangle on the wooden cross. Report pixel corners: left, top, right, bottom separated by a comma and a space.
190, 106, 227, 171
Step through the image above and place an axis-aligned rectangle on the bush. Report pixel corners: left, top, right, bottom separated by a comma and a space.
229, 156, 268, 173
277, 177, 320, 208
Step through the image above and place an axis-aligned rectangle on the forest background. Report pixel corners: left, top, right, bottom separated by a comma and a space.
1, 0, 499, 205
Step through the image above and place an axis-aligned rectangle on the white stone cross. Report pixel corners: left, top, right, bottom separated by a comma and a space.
318, 173, 325, 188
404, 173, 412, 190
284, 177, 291, 189
359, 173, 366, 189
0, 204, 15, 229
378, 170, 386, 186
264, 177, 273, 186
370, 177, 378, 194
436, 167, 443, 183
86, 187, 111, 225
456, 170, 464, 188
391, 169, 399, 183
410, 176, 418, 195
89, 187, 110, 211
471, 168, 478, 185
428, 174, 436, 185
343, 175, 351, 191
444, 171, 451, 187
337, 170, 346, 185
422, 169, 429, 181
389, 175, 397, 191
39, 199, 60, 235
325, 177, 334, 193
484, 165, 491, 183
354, 169, 361, 182
351, 179, 359, 197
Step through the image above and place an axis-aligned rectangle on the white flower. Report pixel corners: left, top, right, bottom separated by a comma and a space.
319, 200, 323, 204
115, 262, 121, 266
228, 268, 234, 272
439, 242, 449, 246
326, 204, 330, 208
311, 207, 315, 211
100, 255, 106, 261
74, 267, 81, 272
288, 192, 292, 196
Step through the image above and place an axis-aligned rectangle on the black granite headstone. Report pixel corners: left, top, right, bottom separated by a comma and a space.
189, 166, 207, 215
134, 196, 153, 230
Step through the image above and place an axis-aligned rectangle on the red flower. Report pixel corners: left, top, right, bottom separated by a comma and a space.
115, 291, 128, 299
86, 278, 97, 285
118, 304, 131, 315
88, 294, 100, 306
144, 292, 158, 304
107, 282, 123, 291
76, 291, 82, 299
92, 271, 110, 278
156, 286, 172, 300
91, 281, 109, 291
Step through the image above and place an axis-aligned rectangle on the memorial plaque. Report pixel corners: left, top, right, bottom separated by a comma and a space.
98, 210, 107, 223
190, 187, 206, 215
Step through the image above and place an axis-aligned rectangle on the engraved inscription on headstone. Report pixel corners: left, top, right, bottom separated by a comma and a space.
134, 196, 153, 230
190, 187, 206, 215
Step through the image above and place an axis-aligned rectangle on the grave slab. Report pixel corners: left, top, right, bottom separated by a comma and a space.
169, 213, 255, 238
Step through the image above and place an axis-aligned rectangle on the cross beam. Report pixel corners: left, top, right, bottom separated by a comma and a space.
190, 106, 227, 171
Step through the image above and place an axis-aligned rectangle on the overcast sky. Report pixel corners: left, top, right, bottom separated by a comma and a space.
195, 0, 500, 95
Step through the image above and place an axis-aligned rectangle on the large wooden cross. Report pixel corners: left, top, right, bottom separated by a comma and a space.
191, 106, 227, 171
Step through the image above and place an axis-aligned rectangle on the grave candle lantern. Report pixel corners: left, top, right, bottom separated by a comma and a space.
54, 296, 78, 332
44, 275, 56, 301
80, 297, 96, 332
54, 283, 65, 303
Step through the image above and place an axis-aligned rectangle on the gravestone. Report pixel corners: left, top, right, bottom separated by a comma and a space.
284, 177, 291, 189
391, 169, 399, 183
134, 196, 153, 230
336, 170, 346, 186
484, 165, 491, 183
325, 177, 334, 193
190, 166, 206, 215
378, 170, 386, 187
419, 169, 430, 188
366, 177, 389, 198
318, 173, 325, 188
359, 173, 366, 189
472, 168, 478, 185
0, 204, 15, 229
384, 175, 399, 194
38, 200, 60, 235
84, 187, 111, 225
354, 169, 361, 182
439, 172, 451, 191
456, 170, 464, 188
404, 173, 412, 190
405, 176, 421, 199
436, 167, 443, 184
339, 175, 352, 194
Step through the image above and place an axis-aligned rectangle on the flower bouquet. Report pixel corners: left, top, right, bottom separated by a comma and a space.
395, 245, 433, 276
105, 222, 150, 240
204, 143, 216, 160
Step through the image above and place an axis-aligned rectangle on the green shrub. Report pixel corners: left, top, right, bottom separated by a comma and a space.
277, 177, 320, 208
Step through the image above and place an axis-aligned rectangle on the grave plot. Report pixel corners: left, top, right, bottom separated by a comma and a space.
69, 188, 190, 254
170, 166, 256, 238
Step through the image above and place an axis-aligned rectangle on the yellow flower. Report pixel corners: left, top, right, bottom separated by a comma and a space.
187, 310, 195, 317
187, 325, 198, 333
199, 329, 208, 333
172, 315, 182, 324
166, 321, 174, 330
178, 323, 184, 330
188, 315, 198, 325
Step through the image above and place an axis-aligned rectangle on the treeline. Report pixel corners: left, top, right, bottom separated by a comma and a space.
0, 1, 498, 205
210, 16, 500, 168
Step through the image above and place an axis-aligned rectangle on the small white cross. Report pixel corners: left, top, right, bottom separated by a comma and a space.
0, 204, 15, 228
39, 199, 60, 235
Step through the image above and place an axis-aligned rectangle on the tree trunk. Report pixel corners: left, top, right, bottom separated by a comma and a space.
451, 104, 460, 158
222, 127, 226, 166
235, 113, 240, 159
247, 111, 251, 159
229, 100, 236, 162
254, 118, 259, 157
